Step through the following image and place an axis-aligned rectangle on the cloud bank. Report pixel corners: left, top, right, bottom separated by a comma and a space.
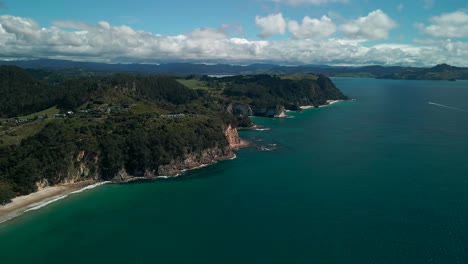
255, 13, 287, 38
0, 14, 467, 66
417, 11, 468, 38
256, 9, 397, 41
288, 16, 336, 39
339, 10, 397, 40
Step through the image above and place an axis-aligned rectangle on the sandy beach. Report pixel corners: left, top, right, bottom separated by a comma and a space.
0, 180, 97, 224
321, 100, 341, 107
300, 105, 316, 110
300, 100, 342, 110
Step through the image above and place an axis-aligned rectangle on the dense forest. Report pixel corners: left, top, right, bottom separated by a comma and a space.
0, 115, 228, 203
0, 66, 347, 204
0, 66, 58, 118
0, 66, 200, 118
220, 74, 348, 107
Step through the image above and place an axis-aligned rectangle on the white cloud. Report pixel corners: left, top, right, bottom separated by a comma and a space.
190, 28, 227, 40
255, 13, 286, 38
339, 9, 397, 41
288, 15, 336, 38
1, 15, 468, 66
417, 11, 468, 38
267, 0, 349, 6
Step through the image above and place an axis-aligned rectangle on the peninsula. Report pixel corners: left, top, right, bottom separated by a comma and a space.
0, 65, 348, 220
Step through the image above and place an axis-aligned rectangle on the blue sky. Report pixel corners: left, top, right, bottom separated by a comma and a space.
1, 0, 468, 66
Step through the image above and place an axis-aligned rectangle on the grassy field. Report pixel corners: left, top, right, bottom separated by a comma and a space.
175, 79, 209, 90
18, 106, 60, 119
0, 119, 53, 146
1, 106, 59, 146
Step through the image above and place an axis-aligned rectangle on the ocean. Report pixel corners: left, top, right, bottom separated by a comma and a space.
1, 78, 468, 263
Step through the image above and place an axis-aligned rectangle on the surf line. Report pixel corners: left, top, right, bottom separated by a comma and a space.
428, 102, 468, 112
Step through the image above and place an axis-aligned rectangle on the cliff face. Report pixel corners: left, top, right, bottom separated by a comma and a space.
225, 125, 248, 149
155, 124, 246, 176
63, 150, 100, 184
34, 150, 100, 189
227, 103, 286, 118
157, 147, 233, 176
252, 105, 285, 118
55, 124, 247, 183
227, 103, 253, 116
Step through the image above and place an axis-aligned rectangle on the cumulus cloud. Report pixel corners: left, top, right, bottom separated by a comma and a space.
417, 11, 468, 38
267, 0, 349, 6
288, 15, 336, 38
255, 13, 286, 38
1, 14, 468, 66
339, 9, 397, 41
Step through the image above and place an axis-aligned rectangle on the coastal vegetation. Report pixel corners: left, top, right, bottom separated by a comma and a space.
0, 65, 347, 205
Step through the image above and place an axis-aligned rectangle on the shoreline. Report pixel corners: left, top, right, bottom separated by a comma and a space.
300, 99, 343, 110
0, 180, 99, 225
0, 145, 248, 225
0, 100, 343, 224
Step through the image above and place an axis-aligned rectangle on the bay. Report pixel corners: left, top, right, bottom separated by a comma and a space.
1, 78, 468, 263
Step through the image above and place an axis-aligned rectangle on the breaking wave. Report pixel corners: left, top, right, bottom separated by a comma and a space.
24, 195, 68, 212
428, 102, 468, 112
25, 182, 111, 213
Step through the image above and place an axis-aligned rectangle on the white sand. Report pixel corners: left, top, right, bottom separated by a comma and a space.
300, 105, 315, 110
300, 100, 342, 110
0, 180, 96, 224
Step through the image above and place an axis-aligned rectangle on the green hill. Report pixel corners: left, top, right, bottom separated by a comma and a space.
0, 67, 348, 205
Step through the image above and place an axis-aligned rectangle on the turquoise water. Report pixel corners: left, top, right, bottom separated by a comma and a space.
1, 78, 468, 263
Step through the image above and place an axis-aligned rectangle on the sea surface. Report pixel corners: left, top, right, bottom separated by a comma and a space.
1, 78, 468, 264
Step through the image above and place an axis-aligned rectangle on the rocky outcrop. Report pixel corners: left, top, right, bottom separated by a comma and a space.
35, 179, 50, 191
227, 103, 253, 116
62, 150, 100, 184
157, 147, 234, 176
155, 124, 247, 176
252, 105, 285, 118
50, 124, 247, 184
228, 103, 286, 118
225, 124, 249, 149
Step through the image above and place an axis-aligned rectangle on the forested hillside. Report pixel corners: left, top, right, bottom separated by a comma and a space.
0, 66, 348, 205
221, 74, 348, 107
0, 66, 58, 118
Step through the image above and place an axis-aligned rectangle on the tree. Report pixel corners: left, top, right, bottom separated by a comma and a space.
0, 180, 15, 205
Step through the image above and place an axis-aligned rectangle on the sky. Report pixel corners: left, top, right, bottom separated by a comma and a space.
1, 0, 468, 66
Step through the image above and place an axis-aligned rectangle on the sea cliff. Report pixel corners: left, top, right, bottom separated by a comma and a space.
0, 124, 247, 222
115, 125, 247, 180
0, 67, 348, 215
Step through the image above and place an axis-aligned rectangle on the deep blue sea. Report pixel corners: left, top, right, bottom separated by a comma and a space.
1, 78, 468, 263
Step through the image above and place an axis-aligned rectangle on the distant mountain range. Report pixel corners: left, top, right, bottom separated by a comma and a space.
1, 59, 467, 80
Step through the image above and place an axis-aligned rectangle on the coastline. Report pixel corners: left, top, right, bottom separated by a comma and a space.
0, 97, 341, 224
0, 143, 249, 225
300, 100, 342, 110
0, 180, 99, 224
